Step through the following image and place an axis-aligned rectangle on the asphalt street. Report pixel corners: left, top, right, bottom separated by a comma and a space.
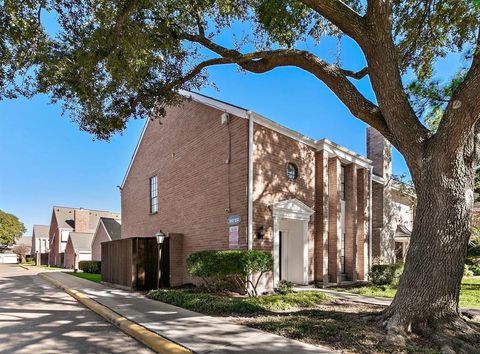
0, 264, 153, 354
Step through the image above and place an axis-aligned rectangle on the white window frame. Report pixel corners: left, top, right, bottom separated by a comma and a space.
150, 175, 158, 214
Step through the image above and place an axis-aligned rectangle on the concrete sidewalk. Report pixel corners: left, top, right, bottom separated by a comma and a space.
37, 271, 335, 354
294, 286, 480, 319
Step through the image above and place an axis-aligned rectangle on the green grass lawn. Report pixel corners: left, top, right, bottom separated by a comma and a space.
65, 272, 101, 283
147, 289, 328, 316
336, 277, 480, 308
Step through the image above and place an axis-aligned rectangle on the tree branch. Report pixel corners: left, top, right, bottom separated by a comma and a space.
433, 29, 480, 157
340, 66, 368, 80
299, 0, 367, 42
362, 0, 431, 163
177, 33, 394, 142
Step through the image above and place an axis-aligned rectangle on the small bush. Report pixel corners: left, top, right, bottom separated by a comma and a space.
468, 263, 480, 276
78, 260, 101, 274
276, 280, 294, 295
370, 264, 404, 286
187, 250, 273, 297
464, 264, 474, 277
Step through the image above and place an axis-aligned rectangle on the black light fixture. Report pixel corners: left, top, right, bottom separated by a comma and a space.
256, 225, 265, 239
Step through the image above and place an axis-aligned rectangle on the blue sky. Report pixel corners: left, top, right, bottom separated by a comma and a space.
0, 21, 463, 235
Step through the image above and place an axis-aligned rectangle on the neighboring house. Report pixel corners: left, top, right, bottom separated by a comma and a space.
91, 217, 122, 261
32, 224, 50, 255
48, 206, 120, 267
64, 232, 94, 270
367, 127, 416, 264
14, 235, 32, 257
121, 92, 377, 290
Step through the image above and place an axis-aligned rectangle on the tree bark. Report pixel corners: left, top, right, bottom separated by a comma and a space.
381, 146, 480, 352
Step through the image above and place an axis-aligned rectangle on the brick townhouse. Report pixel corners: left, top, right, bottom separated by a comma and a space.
48, 206, 120, 267
121, 91, 414, 289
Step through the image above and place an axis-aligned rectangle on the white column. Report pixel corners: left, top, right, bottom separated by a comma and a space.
303, 219, 309, 285
273, 215, 280, 287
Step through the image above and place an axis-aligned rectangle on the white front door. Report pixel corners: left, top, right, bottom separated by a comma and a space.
279, 219, 305, 284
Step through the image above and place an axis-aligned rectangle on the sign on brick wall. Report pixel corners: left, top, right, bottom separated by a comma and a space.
227, 215, 241, 225
229, 226, 239, 248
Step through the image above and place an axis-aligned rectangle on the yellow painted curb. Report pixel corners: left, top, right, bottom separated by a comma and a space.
38, 273, 191, 354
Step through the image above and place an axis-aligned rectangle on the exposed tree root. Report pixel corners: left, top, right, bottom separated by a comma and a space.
377, 311, 480, 353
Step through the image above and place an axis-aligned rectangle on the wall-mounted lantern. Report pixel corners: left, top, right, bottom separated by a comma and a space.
256, 225, 265, 239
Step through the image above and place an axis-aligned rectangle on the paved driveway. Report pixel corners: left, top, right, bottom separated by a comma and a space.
0, 264, 153, 354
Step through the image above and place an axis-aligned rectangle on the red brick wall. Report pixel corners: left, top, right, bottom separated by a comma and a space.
356, 168, 369, 280
252, 123, 316, 286
74, 209, 90, 233
315, 150, 329, 283
121, 100, 249, 285
328, 157, 342, 283
345, 163, 357, 281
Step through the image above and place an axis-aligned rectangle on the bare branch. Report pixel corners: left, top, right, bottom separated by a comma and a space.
299, 0, 367, 42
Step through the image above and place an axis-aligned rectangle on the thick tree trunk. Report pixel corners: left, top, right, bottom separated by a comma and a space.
382, 150, 480, 351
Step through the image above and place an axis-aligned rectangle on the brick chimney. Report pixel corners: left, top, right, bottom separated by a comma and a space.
366, 127, 392, 180
366, 127, 396, 263
74, 208, 90, 232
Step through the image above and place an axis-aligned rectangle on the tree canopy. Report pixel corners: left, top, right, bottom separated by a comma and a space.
0, 1, 479, 142
0, 209, 26, 246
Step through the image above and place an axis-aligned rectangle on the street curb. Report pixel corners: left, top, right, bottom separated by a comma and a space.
38, 273, 192, 354
18, 264, 32, 270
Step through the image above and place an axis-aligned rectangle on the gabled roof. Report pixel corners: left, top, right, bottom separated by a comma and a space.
69, 232, 94, 252
100, 217, 121, 241
120, 91, 373, 188
52, 206, 120, 232
33, 225, 49, 238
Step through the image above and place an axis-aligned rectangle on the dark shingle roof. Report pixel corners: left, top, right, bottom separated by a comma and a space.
33, 225, 49, 238
100, 218, 121, 241
53, 206, 120, 232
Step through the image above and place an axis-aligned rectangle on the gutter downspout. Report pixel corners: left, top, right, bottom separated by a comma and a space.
247, 111, 254, 251
368, 166, 373, 276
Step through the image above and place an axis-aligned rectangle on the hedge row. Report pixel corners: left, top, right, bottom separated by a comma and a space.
78, 260, 101, 274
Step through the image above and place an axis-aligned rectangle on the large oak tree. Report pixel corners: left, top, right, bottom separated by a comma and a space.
1, 0, 480, 350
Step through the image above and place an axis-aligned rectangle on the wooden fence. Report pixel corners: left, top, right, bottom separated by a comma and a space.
101, 237, 168, 291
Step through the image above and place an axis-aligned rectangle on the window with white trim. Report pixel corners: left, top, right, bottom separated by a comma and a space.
150, 175, 158, 214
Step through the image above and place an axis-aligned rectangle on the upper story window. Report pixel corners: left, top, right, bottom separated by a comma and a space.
340, 166, 346, 200
286, 163, 298, 181
150, 175, 158, 214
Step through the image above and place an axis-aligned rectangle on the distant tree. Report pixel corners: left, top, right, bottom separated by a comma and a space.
0, 210, 26, 246
1, 0, 480, 350
12, 243, 31, 263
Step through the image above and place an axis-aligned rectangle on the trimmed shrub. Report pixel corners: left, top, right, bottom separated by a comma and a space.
78, 260, 101, 274
276, 280, 294, 295
370, 264, 404, 286
187, 250, 273, 297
